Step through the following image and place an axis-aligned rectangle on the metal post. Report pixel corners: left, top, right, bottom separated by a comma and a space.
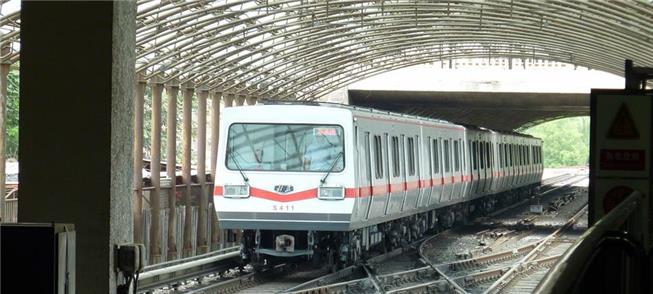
133, 75, 146, 243
0, 61, 8, 223
182, 83, 194, 257
165, 82, 179, 260
150, 78, 164, 264
197, 89, 209, 253
210, 90, 221, 250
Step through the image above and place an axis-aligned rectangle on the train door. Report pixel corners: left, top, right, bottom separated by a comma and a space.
478, 139, 487, 194
363, 132, 374, 221
415, 135, 427, 208
381, 134, 392, 216
467, 139, 476, 199
430, 138, 443, 206
388, 135, 404, 214
404, 135, 419, 210
423, 136, 434, 207
471, 140, 480, 196
368, 134, 387, 220
441, 138, 453, 202
451, 139, 462, 200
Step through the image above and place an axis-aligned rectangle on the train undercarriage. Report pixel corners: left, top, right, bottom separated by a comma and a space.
240, 184, 539, 270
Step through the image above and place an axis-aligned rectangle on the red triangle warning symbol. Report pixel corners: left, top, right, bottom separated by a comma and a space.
607, 103, 639, 139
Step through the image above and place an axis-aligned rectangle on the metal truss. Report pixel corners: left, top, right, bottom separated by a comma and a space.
2, 0, 653, 100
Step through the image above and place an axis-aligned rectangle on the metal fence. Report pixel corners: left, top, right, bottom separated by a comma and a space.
141, 204, 217, 266
3, 187, 18, 223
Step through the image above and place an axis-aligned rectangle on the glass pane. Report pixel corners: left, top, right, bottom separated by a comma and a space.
226, 123, 344, 172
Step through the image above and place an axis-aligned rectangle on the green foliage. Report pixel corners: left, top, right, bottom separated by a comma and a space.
6, 68, 19, 159
524, 117, 589, 168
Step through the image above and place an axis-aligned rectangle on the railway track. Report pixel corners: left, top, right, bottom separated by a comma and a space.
143, 171, 587, 294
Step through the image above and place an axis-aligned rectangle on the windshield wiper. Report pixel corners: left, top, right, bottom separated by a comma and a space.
228, 150, 249, 182
320, 151, 343, 184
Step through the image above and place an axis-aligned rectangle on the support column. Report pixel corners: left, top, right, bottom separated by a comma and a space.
181, 83, 194, 257
197, 89, 208, 253
209, 90, 221, 250
150, 78, 164, 264
0, 59, 8, 223
19, 2, 136, 292
224, 92, 235, 108
133, 75, 146, 243
165, 81, 179, 260
236, 91, 246, 106
245, 94, 256, 106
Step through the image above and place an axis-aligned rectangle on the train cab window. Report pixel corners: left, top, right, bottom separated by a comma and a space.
373, 135, 383, 179
454, 140, 460, 172
432, 139, 440, 174
407, 137, 416, 176
391, 136, 400, 177
444, 139, 451, 172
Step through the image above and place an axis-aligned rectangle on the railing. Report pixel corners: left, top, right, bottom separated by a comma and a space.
3, 186, 18, 223
535, 191, 646, 293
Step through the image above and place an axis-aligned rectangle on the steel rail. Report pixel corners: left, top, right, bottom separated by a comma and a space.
534, 190, 642, 294
482, 205, 588, 294
137, 246, 240, 292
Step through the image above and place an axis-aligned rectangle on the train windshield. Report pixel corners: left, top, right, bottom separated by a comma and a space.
226, 123, 345, 172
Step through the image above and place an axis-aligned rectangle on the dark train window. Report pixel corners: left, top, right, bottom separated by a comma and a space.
454, 140, 460, 171
407, 137, 416, 176
433, 139, 440, 174
391, 136, 400, 177
478, 142, 485, 169
415, 136, 421, 177
499, 144, 504, 168
509, 144, 513, 167
373, 135, 383, 179
472, 141, 478, 170
444, 139, 451, 172
485, 142, 492, 168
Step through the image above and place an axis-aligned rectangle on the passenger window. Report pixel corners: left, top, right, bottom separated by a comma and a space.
391, 136, 400, 177
454, 140, 460, 172
485, 142, 492, 168
432, 139, 440, 174
373, 135, 383, 179
472, 141, 478, 170
415, 136, 421, 177
444, 139, 451, 172
479, 141, 485, 169
407, 137, 416, 176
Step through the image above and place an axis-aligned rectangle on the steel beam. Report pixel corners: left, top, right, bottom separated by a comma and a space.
165, 81, 179, 260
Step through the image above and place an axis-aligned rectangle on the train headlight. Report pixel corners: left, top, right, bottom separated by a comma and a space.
224, 184, 250, 198
318, 186, 345, 200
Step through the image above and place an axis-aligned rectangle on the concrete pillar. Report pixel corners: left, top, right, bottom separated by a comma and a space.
0, 60, 7, 223
236, 91, 246, 106
246, 94, 257, 106
165, 82, 179, 260
224, 92, 235, 108
181, 83, 194, 257
133, 75, 146, 243
19, 2, 135, 293
197, 89, 208, 253
150, 78, 164, 264
209, 90, 221, 249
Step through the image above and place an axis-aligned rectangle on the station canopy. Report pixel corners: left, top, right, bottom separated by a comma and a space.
2, 0, 653, 101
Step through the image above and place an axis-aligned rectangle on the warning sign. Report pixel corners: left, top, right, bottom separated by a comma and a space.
599, 149, 645, 170
603, 185, 633, 214
607, 103, 639, 139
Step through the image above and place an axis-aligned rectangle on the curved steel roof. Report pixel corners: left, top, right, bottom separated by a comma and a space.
2, 0, 652, 101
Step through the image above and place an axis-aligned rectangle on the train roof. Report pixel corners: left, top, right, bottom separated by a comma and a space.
260, 99, 459, 127
260, 99, 536, 139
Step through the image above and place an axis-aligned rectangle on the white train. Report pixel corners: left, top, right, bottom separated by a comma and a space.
213, 102, 543, 267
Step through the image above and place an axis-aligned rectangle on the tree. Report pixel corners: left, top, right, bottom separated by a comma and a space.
524, 116, 589, 168
5, 68, 19, 159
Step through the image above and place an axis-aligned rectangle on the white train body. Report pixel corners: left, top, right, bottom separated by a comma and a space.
213, 103, 543, 263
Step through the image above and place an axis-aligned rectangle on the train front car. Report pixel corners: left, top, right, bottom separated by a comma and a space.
213, 104, 355, 267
